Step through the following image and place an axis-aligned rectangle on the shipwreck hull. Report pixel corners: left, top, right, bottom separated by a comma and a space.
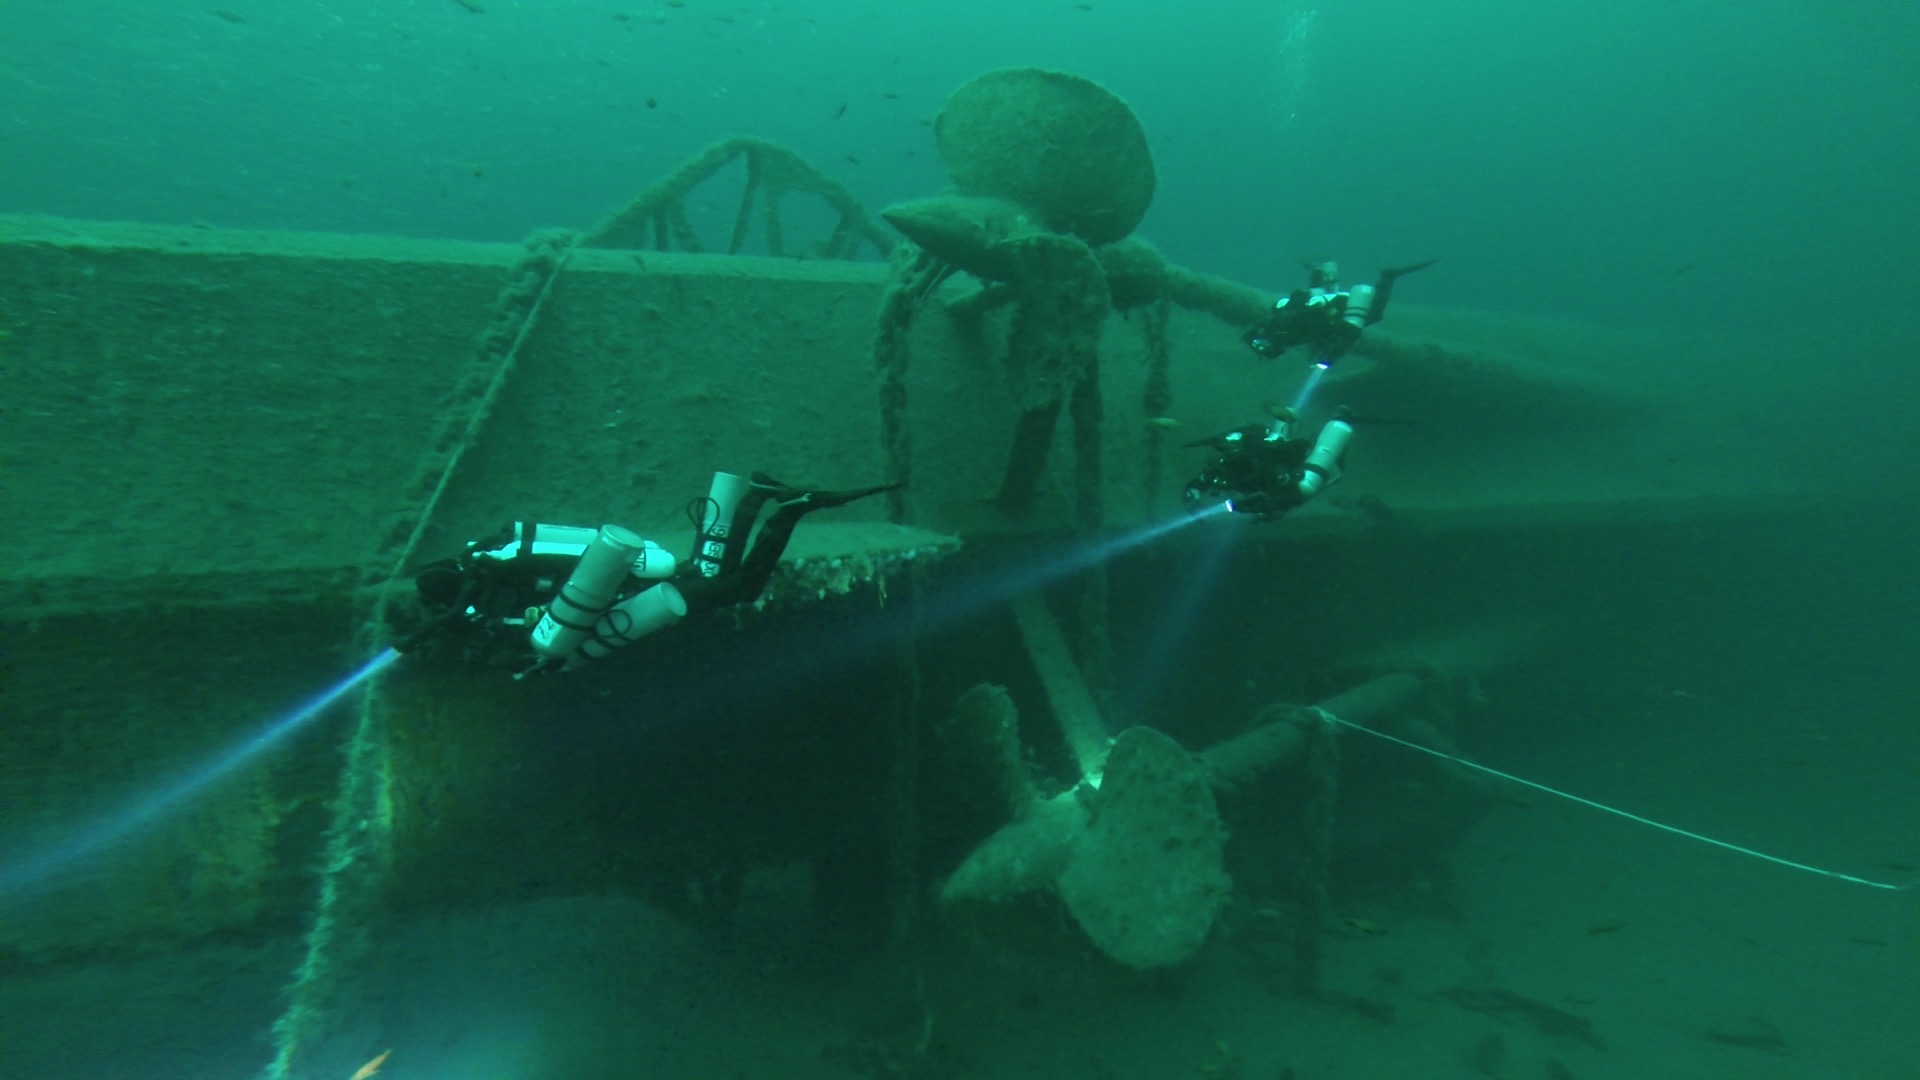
0, 214, 1856, 965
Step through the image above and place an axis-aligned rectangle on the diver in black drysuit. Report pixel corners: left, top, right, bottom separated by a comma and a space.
1243, 258, 1438, 367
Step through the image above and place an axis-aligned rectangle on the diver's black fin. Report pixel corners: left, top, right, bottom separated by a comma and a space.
1380, 257, 1440, 281
749, 472, 899, 512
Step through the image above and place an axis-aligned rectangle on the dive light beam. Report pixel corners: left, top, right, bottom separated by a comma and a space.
0, 647, 401, 896
1290, 361, 1330, 415
621, 505, 1236, 730
876, 502, 1237, 649
1117, 511, 1245, 708
939, 502, 1234, 626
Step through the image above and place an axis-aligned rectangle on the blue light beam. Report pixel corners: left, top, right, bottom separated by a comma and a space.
583, 504, 1238, 734
958, 501, 1234, 618
0, 647, 401, 896
1116, 511, 1246, 710
1290, 361, 1330, 415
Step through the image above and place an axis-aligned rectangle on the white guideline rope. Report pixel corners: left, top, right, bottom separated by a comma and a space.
1312, 707, 1915, 892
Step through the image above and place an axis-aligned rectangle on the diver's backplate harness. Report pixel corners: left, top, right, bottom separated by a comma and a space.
399, 471, 753, 677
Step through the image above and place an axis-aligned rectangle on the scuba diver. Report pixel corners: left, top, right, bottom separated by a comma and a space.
1181, 407, 1353, 522
1243, 257, 1438, 367
1186, 256, 1436, 521
398, 471, 896, 677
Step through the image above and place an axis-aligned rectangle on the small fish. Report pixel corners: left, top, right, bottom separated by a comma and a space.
348, 1049, 392, 1080
1144, 416, 1180, 430
1692, 1016, 1790, 1056
451, 0, 484, 11
1339, 915, 1387, 935
644, 97, 658, 108
210, 8, 248, 23
844, 153, 860, 165
1468, 1032, 1508, 1077
1586, 918, 1626, 936
833, 102, 848, 119
1440, 986, 1604, 1049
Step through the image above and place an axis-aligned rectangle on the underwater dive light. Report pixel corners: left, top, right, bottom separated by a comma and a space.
0, 647, 401, 895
